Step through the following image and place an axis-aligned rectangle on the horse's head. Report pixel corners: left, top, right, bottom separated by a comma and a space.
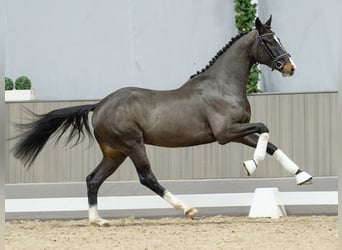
253, 16, 296, 77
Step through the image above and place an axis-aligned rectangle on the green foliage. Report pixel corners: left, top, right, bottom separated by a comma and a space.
247, 65, 262, 93
5, 77, 14, 90
234, 0, 257, 32
15, 76, 32, 90
234, 0, 262, 93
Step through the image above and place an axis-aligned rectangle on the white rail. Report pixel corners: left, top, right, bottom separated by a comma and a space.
6, 191, 337, 213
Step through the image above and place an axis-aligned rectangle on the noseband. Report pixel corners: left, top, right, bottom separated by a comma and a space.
256, 32, 290, 71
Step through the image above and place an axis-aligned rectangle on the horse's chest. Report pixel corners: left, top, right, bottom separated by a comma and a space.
214, 97, 251, 123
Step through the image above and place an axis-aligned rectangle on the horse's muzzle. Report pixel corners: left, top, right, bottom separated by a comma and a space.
281, 58, 296, 77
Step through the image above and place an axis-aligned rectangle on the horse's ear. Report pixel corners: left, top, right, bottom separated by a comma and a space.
265, 15, 272, 28
255, 17, 263, 32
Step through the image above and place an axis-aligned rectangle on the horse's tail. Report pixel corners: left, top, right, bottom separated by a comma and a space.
12, 104, 97, 168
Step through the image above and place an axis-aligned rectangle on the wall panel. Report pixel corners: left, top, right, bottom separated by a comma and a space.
6, 92, 337, 183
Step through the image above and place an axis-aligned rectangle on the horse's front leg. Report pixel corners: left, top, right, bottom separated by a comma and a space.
212, 122, 271, 174
235, 134, 312, 185
240, 132, 270, 177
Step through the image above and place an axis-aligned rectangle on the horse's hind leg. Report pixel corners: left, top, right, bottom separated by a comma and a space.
235, 134, 312, 185
86, 151, 127, 226
127, 142, 198, 217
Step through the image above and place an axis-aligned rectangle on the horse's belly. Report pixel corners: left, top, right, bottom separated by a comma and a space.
143, 127, 215, 147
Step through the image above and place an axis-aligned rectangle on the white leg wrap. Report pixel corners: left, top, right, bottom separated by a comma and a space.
253, 133, 269, 164
243, 133, 269, 176
163, 190, 198, 217
243, 160, 257, 176
273, 149, 299, 175
295, 171, 313, 185
89, 205, 109, 226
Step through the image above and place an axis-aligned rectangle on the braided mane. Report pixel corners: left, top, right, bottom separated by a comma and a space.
190, 29, 253, 79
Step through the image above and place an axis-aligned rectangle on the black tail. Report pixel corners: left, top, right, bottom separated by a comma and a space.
12, 104, 96, 167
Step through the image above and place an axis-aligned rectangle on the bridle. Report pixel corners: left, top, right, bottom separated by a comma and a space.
256, 32, 291, 71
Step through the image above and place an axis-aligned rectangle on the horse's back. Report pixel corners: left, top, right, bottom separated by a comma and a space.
92, 86, 154, 127
91, 86, 215, 147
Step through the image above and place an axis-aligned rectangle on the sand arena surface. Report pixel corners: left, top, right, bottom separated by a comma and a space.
6, 215, 337, 250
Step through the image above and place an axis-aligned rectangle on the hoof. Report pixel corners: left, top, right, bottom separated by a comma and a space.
243, 160, 257, 176
90, 218, 110, 227
185, 207, 199, 217
296, 171, 313, 185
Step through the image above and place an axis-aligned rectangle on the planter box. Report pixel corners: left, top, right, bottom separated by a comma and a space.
5, 89, 35, 102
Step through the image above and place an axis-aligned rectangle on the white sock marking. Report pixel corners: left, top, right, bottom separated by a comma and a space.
163, 190, 191, 212
89, 205, 100, 222
89, 205, 109, 226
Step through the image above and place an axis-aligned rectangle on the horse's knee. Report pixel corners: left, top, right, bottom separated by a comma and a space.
256, 123, 269, 134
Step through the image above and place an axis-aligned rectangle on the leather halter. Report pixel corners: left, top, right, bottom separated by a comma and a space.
256, 32, 291, 71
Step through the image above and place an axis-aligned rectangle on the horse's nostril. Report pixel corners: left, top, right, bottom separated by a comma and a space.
290, 67, 295, 75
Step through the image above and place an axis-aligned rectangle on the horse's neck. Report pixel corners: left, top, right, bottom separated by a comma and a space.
207, 30, 257, 93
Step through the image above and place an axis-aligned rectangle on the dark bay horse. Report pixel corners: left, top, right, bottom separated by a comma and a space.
13, 16, 312, 226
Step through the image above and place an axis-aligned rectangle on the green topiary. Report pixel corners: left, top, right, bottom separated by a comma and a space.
246, 65, 262, 93
15, 76, 32, 90
5, 77, 14, 90
234, 0, 262, 93
234, 0, 258, 32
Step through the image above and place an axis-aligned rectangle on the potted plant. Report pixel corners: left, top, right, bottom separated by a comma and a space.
5, 75, 35, 101
5, 77, 14, 91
